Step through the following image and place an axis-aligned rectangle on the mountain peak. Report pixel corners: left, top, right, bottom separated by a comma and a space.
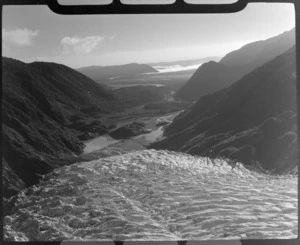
176, 28, 295, 102
220, 28, 295, 67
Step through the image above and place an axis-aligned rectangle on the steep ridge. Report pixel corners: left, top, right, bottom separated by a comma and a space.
2, 58, 115, 197
220, 28, 295, 66
4, 150, 297, 241
176, 28, 295, 101
152, 46, 297, 174
77, 63, 158, 82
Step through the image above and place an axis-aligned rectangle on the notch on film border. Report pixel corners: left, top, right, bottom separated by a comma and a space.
2, 0, 249, 14
0, 1, 299, 245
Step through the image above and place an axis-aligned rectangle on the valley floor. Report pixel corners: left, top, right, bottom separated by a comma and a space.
79, 110, 182, 161
4, 150, 297, 241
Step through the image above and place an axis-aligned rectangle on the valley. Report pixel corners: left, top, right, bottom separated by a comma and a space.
79, 110, 183, 161
2, 25, 298, 242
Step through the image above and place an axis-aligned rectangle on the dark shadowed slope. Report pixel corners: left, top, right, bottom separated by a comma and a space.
176, 28, 295, 102
77, 63, 158, 82
2, 58, 115, 197
152, 47, 297, 174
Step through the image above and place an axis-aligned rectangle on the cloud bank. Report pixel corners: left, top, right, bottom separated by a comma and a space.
153, 64, 202, 73
3, 28, 38, 47
60, 35, 104, 55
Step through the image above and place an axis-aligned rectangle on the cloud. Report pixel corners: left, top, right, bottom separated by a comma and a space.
3, 28, 38, 47
109, 35, 116, 40
60, 35, 104, 55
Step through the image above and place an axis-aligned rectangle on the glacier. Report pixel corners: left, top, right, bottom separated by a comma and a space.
4, 149, 297, 241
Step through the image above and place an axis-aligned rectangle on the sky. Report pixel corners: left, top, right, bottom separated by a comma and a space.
2, 2, 295, 68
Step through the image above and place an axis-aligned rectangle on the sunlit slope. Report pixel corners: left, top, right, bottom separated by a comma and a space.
176, 28, 295, 101
4, 150, 297, 241
155, 46, 297, 174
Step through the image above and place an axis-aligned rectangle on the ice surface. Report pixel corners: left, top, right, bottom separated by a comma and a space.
4, 150, 298, 241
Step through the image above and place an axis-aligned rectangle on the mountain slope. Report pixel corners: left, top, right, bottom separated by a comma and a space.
220, 28, 295, 66
77, 63, 158, 82
2, 58, 115, 197
176, 28, 295, 101
152, 46, 297, 174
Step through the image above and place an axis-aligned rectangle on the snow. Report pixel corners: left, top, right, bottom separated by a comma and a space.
4, 150, 298, 241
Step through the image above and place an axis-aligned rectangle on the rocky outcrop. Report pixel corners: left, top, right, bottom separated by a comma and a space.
109, 122, 147, 139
